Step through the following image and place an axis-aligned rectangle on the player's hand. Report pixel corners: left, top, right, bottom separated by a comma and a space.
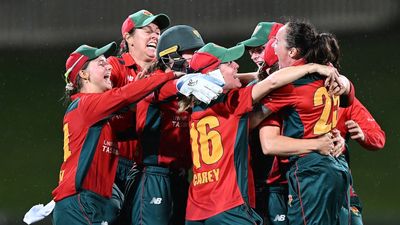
135, 67, 152, 81
330, 129, 345, 157
176, 73, 225, 104
315, 133, 334, 156
329, 75, 350, 96
313, 64, 344, 95
345, 120, 365, 141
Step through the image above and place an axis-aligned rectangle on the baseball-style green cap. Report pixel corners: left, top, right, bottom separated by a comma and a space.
121, 9, 170, 36
190, 43, 245, 73
240, 22, 283, 48
64, 42, 117, 85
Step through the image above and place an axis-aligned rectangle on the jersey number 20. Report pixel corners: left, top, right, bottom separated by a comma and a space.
190, 116, 224, 169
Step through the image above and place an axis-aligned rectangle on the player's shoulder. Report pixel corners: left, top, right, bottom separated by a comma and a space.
108, 55, 124, 65
293, 73, 324, 87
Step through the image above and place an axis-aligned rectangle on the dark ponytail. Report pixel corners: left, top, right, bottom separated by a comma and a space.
315, 33, 340, 70
285, 21, 318, 61
285, 21, 340, 69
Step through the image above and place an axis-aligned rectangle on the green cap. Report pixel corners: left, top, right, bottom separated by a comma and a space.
240, 22, 283, 47
65, 42, 117, 84
198, 43, 245, 63
121, 10, 170, 36
190, 43, 244, 73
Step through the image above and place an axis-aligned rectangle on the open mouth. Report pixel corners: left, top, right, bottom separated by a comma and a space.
146, 41, 157, 49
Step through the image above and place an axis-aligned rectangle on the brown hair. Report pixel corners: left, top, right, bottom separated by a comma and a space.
285, 21, 340, 68
61, 61, 89, 106
118, 28, 136, 56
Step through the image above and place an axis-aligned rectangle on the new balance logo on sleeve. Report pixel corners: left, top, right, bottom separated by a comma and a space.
150, 197, 163, 205
273, 214, 286, 222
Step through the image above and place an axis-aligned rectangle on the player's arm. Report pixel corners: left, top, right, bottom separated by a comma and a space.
346, 99, 386, 150
259, 125, 334, 156
81, 72, 176, 126
235, 72, 258, 83
331, 75, 355, 107
252, 63, 341, 103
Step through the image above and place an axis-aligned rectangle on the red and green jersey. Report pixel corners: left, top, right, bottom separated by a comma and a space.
135, 71, 192, 169
52, 72, 175, 201
262, 74, 340, 144
186, 86, 255, 220
258, 114, 290, 186
336, 97, 385, 152
107, 53, 142, 160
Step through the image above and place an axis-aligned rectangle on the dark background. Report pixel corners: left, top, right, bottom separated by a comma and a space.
0, 1, 399, 224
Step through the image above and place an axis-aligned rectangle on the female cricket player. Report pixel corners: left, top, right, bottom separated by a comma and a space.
51, 42, 179, 225
181, 42, 341, 225
259, 21, 353, 225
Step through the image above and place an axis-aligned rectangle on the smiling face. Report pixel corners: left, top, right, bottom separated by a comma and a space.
219, 61, 242, 90
81, 55, 113, 93
125, 23, 161, 65
273, 25, 296, 69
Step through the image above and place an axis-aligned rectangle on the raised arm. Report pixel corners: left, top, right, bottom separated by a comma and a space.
252, 63, 340, 103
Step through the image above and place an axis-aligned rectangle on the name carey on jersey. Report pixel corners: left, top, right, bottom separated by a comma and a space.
102, 140, 119, 155
192, 168, 220, 186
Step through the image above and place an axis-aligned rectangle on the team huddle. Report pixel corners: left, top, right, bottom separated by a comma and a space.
28, 9, 386, 225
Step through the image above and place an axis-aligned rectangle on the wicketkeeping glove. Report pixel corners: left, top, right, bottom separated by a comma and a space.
177, 71, 225, 104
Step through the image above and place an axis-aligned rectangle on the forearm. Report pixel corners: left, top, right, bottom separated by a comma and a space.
267, 63, 318, 88
249, 105, 272, 130
252, 64, 317, 103
339, 76, 354, 107
236, 72, 258, 83
358, 131, 386, 151
261, 135, 319, 156
121, 71, 175, 103
260, 126, 322, 156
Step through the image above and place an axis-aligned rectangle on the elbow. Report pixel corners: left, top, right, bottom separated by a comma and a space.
267, 76, 279, 90
261, 143, 275, 155
362, 141, 385, 151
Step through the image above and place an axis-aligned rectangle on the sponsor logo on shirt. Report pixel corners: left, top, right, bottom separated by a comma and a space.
150, 197, 163, 205
273, 214, 286, 222
172, 115, 189, 128
350, 206, 360, 216
192, 168, 220, 186
102, 140, 119, 155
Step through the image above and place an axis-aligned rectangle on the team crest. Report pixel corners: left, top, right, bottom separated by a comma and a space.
288, 195, 293, 207
142, 10, 153, 16
127, 75, 134, 82
192, 29, 201, 38
350, 206, 360, 216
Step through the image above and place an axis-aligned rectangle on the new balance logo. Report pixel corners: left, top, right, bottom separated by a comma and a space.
273, 215, 286, 222
187, 79, 198, 86
150, 197, 162, 204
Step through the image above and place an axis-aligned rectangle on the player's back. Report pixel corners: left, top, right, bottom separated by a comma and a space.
282, 74, 339, 140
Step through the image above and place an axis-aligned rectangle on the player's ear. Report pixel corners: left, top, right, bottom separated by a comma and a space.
288, 47, 299, 58
78, 69, 89, 81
